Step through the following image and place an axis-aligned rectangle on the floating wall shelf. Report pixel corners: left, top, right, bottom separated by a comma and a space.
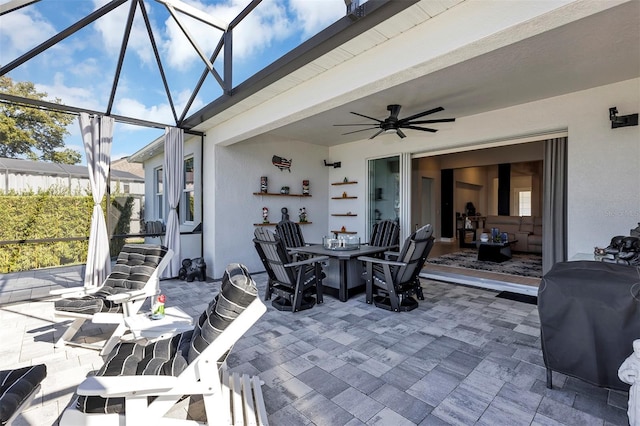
331, 196, 357, 200
331, 213, 357, 217
331, 230, 357, 235
331, 181, 358, 186
253, 192, 311, 197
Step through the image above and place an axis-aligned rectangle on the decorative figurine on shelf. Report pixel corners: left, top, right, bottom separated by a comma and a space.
302, 180, 310, 195
465, 217, 472, 229
281, 207, 289, 222
341, 226, 346, 232
342, 191, 347, 198
299, 207, 307, 223
280, 186, 290, 194
619, 339, 640, 426
262, 207, 269, 223
343, 177, 349, 183
260, 176, 268, 193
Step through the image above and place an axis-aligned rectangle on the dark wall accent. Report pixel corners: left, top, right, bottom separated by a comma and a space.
498, 163, 511, 215
441, 169, 454, 238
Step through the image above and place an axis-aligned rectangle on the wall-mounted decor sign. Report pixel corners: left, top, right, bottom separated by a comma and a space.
272, 155, 292, 172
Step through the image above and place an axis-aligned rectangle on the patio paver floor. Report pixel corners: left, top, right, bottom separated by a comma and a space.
0, 265, 629, 425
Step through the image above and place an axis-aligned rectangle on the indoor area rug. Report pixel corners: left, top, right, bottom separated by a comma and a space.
426, 249, 543, 278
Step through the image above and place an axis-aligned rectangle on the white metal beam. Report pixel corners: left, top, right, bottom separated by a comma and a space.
155, 0, 228, 31
0, 0, 40, 16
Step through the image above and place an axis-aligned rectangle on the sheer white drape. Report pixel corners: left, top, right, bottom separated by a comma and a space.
163, 127, 184, 278
79, 113, 113, 288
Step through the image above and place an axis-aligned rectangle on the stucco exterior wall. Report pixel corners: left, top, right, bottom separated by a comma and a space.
142, 136, 203, 262
205, 135, 329, 276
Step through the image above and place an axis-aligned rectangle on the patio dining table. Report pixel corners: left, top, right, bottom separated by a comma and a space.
291, 244, 391, 302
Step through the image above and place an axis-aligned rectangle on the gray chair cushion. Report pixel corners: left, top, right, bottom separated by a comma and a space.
187, 263, 257, 362
55, 245, 168, 314
77, 263, 258, 414
0, 364, 47, 425
77, 331, 192, 414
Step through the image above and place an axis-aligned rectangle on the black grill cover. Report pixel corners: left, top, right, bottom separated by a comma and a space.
538, 260, 640, 391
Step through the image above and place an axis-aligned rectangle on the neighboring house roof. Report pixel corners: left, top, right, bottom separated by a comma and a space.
112, 157, 144, 178
0, 157, 144, 182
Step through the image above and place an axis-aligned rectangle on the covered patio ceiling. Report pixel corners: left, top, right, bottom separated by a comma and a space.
188, 0, 639, 147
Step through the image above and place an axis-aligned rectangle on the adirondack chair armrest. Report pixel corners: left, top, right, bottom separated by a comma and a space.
383, 250, 400, 259
76, 375, 179, 398
285, 255, 329, 268
50, 287, 100, 298
105, 289, 152, 304
357, 256, 406, 268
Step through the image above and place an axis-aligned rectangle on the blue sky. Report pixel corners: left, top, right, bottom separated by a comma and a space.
0, 0, 346, 163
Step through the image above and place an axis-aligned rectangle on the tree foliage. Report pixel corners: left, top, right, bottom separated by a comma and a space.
0, 76, 78, 164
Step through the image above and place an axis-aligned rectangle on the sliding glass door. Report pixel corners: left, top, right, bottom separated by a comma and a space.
367, 156, 400, 238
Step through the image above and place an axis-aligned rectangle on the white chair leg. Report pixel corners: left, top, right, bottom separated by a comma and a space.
100, 322, 129, 357
55, 318, 87, 348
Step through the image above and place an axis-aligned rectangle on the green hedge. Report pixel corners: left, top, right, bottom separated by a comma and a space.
0, 192, 134, 273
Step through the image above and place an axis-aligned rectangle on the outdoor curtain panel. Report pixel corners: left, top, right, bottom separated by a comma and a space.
79, 113, 113, 288
163, 127, 184, 278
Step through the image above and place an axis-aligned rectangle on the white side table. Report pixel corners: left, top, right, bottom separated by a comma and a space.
124, 306, 193, 341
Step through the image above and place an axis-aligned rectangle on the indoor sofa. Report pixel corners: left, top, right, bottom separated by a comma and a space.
483, 215, 542, 253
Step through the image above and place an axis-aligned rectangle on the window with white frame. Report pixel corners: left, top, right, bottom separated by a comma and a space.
181, 157, 195, 223
517, 190, 532, 216
155, 167, 163, 220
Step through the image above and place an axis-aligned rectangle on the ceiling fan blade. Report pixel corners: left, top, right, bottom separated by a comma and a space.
398, 106, 445, 123
333, 123, 380, 126
387, 104, 401, 119
341, 127, 379, 135
396, 129, 406, 138
350, 111, 383, 122
401, 125, 438, 133
369, 129, 384, 139
408, 118, 455, 124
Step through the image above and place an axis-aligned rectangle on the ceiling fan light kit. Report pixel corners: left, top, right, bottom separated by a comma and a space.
334, 104, 455, 139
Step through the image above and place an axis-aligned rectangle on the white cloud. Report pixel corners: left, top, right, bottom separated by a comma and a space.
0, 8, 57, 61
158, 0, 345, 71
92, 0, 158, 65
289, 0, 345, 38
34, 72, 104, 111
161, 0, 307, 70
113, 88, 204, 125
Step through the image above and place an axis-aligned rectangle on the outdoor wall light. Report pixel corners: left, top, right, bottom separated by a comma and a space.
324, 160, 341, 168
609, 107, 638, 129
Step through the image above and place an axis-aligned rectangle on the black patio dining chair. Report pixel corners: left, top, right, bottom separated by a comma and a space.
359, 224, 434, 312
275, 220, 307, 250
368, 219, 400, 250
253, 228, 328, 312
